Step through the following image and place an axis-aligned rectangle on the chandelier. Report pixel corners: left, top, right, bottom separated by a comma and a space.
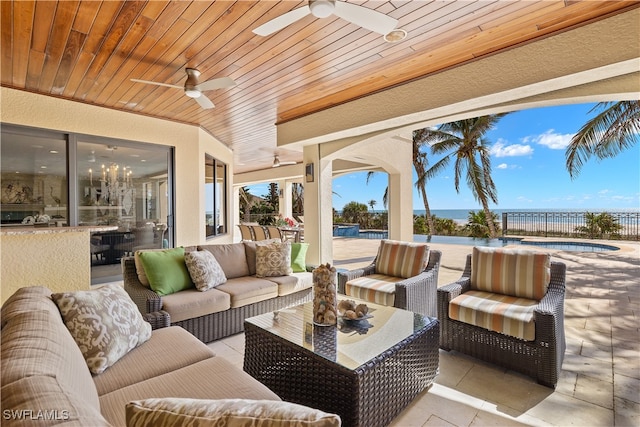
88, 163, 132, 206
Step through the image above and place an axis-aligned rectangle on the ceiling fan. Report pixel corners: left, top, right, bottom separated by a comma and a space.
273, 154, 297, 168
131, 68, 236, 109
253, 0, 398, 37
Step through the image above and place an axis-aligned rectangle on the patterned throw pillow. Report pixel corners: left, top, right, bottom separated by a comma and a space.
52, 285, 152, 375
184, 250, 227, 291
126, 398, 341, 427
375, 239, 429, 279
471, 246, 551, 301
256, 241, 293, 278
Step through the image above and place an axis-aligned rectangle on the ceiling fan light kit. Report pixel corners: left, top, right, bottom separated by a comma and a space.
273, 155, 296, 168
131, 68, 235, 109
309, 0, 334, 18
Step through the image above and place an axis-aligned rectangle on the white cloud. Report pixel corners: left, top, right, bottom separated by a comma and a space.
490, 138, 533, 157
530, 129, 574, 150
497, 163, 508, 169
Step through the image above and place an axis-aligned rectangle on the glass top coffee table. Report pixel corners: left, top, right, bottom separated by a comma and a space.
243, 301, 439, 427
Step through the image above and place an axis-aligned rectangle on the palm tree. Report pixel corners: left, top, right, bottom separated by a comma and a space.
566, 101, 640, 178
466, 210, 500, 238
368, 199, 377, 211
239, 186, 255, 222
365, 171, 388, 209
365, 132, 440, 235
292, 183, 304, 217
422, 114, 509, 238
412, 129, 448, 236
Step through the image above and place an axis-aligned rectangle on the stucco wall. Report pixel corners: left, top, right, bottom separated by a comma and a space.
1, 231, 90, 304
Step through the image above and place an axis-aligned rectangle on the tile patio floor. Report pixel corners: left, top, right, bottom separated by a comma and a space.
209, 237, 640, 426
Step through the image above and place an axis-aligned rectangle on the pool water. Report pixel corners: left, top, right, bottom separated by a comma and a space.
355, 231, 619, 252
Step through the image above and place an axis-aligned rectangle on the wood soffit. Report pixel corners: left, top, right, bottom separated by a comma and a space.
2, 1, 638, 173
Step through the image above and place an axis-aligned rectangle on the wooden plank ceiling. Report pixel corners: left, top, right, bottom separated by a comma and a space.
2, 1, 637, 173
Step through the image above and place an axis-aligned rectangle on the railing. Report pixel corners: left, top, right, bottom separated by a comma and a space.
240, 213, 304, 225
502, 211, 640, 241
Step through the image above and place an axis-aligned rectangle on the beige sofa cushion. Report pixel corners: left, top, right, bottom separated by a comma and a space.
1, 376, 109, 427
198, 243, 250, 279
267, 272, 313, 296
471, 247, 551, 301
0, 288, 100, 413
93, 326, 215, 396
215, 277, 279, 308
126, 398, 341, 427
1, 285, 59, 328
161, 288, 231, 323
99, 357, 281, 427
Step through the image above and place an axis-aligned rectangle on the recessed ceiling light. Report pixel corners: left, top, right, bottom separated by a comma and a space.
49, 150, 59, 154
40, 166, 47, 169
384, 29, 407, 43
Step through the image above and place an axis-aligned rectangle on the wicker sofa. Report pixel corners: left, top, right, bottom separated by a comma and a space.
1, 286, 340, 426
123, 241, 313, 343
337, 240, 441, 317
437, 247, 567, 388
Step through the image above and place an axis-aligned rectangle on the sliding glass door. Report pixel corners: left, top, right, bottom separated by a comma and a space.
1, 124, 174, 285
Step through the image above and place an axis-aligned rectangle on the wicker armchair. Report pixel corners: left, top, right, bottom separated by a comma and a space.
438, 248, 566, 388
337, 240, 440, 317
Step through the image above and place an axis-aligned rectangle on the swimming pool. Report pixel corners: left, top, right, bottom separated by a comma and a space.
355, 231, 619, 252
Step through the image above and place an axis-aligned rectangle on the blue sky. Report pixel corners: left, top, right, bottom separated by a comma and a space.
251, 102, 640, 211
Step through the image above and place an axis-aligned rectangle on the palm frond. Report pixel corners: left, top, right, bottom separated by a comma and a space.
566, 101, 640, 178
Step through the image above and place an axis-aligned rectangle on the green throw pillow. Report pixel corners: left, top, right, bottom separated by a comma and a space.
290, 243, 309, 273
138, 247, 194, 296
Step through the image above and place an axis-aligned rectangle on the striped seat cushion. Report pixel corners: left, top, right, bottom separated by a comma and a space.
375, 239, 429, 279
345, 274, 403, 307
449, 290, 537, 341
471, 247, 551, 301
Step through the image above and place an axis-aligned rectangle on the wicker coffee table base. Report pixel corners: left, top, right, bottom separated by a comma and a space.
244, 318, 439, 427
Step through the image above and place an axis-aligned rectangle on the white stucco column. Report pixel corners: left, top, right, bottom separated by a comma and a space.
278, 179, 293, 219
387, 157, 414, 241
232, 185, 241, 241
303, 144, 333, 265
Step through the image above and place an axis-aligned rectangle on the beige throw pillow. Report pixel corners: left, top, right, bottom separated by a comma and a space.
256, 241, 293, 278
52, 285, 152, 374
126, 398, 341, 427
184, 250, 227, 291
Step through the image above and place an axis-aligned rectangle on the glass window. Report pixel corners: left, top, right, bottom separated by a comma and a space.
1, 129, 68, 225
205, 154, 227, 238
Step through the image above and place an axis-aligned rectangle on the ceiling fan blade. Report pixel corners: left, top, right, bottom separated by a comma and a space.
253, 5, 311, 36
333, 1, 398, 35
130, 78, 182, 89
194, 94, 214, 109
197, 76, 236, 91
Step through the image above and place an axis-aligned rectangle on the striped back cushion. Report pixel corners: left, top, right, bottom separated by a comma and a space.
375, 240, 429, 279
471, 247, 551, 301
